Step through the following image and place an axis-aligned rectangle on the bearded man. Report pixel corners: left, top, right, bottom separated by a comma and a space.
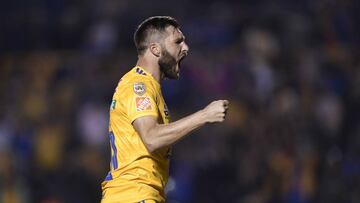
101, 16, 229, 203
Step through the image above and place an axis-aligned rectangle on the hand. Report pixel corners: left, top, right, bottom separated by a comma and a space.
202, 100, 229, 123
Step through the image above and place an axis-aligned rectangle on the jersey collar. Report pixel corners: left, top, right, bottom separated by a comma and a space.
134, 66, 161, 88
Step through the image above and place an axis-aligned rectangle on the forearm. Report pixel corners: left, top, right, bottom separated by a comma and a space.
145, 110, 207, 152
134, 100, 228, 153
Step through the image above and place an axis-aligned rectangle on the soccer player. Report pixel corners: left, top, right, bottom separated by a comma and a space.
101, 16, 229, 203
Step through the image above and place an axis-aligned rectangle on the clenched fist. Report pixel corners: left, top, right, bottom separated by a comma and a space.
202, 100, 229, 123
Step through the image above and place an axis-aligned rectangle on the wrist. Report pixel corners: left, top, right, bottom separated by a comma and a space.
197, 109, 208, 124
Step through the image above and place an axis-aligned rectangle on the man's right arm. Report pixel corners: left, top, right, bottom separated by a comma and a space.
133, 100, 229, 153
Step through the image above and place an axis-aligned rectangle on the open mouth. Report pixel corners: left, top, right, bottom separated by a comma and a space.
178, 54, 186, 64
178, 57, 184, 68
176, 53, 187, 75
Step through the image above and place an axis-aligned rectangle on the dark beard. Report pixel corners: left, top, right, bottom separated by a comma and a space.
158, 49, 178, 80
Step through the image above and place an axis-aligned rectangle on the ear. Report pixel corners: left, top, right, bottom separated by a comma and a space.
149, 43, 161, 57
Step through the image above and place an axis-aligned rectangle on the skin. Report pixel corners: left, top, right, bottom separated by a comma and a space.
134, 25, 229, 153
158, 26, 188, 79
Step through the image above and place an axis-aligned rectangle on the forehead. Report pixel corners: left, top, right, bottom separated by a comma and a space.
164, 26, 184, 40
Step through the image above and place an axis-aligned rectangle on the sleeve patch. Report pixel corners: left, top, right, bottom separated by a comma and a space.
136, 96, 152, 111
133, 82, 146, 95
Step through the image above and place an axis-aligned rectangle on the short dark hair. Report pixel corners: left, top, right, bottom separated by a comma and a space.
134, 16, 179, 55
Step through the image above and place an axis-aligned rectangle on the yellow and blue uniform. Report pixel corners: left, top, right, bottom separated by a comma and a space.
101, 66, 171, 203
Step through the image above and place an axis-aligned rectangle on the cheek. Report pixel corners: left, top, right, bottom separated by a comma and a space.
167, 50, 177, 59
167, 45, 180, 55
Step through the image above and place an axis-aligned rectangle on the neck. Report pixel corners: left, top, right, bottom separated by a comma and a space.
136, 56, 162, 83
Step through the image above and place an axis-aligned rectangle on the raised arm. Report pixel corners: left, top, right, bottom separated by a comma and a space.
133, 100, 229, 153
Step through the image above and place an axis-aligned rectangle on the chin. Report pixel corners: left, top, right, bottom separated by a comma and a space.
170, 72, 179, 80
174, 67, 180, 79
173, 72, 180, 80
162, 64, 180, 80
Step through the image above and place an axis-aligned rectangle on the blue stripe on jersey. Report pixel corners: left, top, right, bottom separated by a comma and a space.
109, 132, 118, 169
104, 171, 113, 181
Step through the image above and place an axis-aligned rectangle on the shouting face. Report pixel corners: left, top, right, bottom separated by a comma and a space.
159, 26, 189, 79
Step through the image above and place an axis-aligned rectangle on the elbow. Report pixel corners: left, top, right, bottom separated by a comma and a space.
142, 137, 159, 153
137, 124, 164, 153
145, 144, 157, 153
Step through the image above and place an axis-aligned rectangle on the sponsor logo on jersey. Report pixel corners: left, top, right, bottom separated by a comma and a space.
136, 96, 152, 111
134, 82, 146, 95
110, 100, 117, 110
164, 103, 170, 117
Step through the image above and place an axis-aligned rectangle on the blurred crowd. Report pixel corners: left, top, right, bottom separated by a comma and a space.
0, 0, 359, 202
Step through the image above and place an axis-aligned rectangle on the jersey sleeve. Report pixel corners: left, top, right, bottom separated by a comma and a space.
122, 80, 159, 123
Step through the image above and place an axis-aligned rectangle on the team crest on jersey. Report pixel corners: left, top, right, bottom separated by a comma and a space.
133, 82, 146, 95
136, 96, 152, 111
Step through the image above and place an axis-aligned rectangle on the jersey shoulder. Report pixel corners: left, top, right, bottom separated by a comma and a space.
113, 68, 159, 103
118, 67, 158, 94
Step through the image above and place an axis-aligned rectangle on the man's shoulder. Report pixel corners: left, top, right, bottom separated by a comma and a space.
123, 69, 156, 88
122, 67, 151, 82
116, 68, 156, 96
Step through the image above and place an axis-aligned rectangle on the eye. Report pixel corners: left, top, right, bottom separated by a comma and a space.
175, 37, 184, 44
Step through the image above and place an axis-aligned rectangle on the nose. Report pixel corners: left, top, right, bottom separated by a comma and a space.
182, 42, 189, 55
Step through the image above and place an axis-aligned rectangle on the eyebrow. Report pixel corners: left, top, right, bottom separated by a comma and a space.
175, 36, 185, 42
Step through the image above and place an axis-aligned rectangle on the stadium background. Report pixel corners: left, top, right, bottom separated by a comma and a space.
0, 0, 359, 202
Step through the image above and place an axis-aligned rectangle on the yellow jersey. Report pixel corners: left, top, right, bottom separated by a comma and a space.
101, 66, 171, 203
